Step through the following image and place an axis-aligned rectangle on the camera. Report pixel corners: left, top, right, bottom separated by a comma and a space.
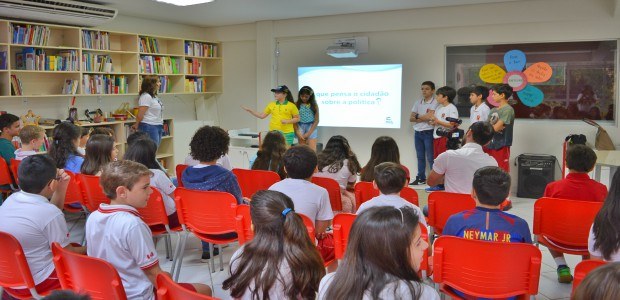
436, 117, 464, 150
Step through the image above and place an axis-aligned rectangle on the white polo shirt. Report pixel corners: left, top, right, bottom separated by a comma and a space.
356, 194, 427, 226
432, 143, 498, 194
269, 178, 334, 224
0, 191, 69, 285
150, 169, 176, 216
411, 97, 438, 131
470, 103, 490, 123
85, 204, 159, 300
433, 103, 459, 139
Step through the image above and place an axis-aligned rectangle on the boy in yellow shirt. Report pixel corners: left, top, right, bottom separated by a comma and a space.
242, 85, 300, 145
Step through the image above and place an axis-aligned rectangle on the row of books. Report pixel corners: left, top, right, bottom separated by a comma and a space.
139, 36, 160, 53
139, 56, 180, 74
184, 41, 218, 57
82, 53, 113, 72
62, 79, 79, 95
0, 51, 6, 69
12, 24, 51, 46
158, 76, 172, 93
82, 30, 111, 50
185, 77, 208, 93
10, 75, 23, 96
83, 74, 129, 95
184, 59, 203, 75
15, 48, 79, 71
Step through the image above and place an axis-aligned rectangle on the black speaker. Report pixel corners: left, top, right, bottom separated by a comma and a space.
517, 154, 556, 198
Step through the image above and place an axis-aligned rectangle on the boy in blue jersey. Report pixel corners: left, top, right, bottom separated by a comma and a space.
443, 166, 532, 244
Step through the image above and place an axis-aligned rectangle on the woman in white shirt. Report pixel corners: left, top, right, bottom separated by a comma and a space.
223, 190, 325, 299
318, 206, 439, 300
132, 75, 164, 147
589, 170, 620, 262
315, 135, 361, 212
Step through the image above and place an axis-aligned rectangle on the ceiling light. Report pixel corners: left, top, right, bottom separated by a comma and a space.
154, 0, 215, 6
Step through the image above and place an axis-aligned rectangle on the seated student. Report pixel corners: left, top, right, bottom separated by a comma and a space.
80, 134, 118, 176
251, 130, 287, 179
124, 138, 179, 228
91, 126, 114, 138
318, 206, 439, 300
223, 190, 325, 299
182, 125, 243, 260
573, 262, 620, 300
443, 166, 531, 243
315, 135, 361, 212
427, 121, 497, 194
0, 113, 21, 165
15, 125, 45, 160
543, 144, 608, 283
126, 130, 150, 146
48, 122, 83, 173
269, 145, 333, 238
589, 169, 620, 262
357, 162, 426, 226
42, 290, 90, 300
77, 127, 91, 156
0, 155, 85, 299
360, 136, 410, 182
86, 160, 212, 299
184, 153, 233, 170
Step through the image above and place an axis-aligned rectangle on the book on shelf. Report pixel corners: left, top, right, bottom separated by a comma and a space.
157, 75, 170, 93
184, 58, 202, 75
10, 75, 23, 96
11, 24, 51, 46
124, 124, 137, 139
184, 41, 218, 57
82, 53, 113, 72
82, 30, 110, 50
163, 120, 171, 136
184, 77, 207, 93
62, 79, 79, 95
139, 36, 160, 53
139, 56, 180, 74
16, 48, 78, 71
0, 51, 6, 69
83, 74, 129, 95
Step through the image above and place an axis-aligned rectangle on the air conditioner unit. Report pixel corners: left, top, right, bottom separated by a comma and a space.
0, 0, 118, 27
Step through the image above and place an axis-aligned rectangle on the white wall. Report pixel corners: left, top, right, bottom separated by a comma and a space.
210, 0, 620, 191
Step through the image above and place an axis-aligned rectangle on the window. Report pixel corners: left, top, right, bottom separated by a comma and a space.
446, 41, 616, 120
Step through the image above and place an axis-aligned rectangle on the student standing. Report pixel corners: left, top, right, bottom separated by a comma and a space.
132, 75, 164, 147
295, 86, 319, 151
426, 86, 458, 192
242, 85, 300, 145
469, 85, 491, 123
486, 84, 515, 172
409, 81, 437, 185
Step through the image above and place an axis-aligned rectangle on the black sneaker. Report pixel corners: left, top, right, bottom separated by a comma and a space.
201, 247, 220, 262
410, 177, 426, 185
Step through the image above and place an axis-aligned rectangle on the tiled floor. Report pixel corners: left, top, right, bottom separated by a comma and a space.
64, 189, 576, 300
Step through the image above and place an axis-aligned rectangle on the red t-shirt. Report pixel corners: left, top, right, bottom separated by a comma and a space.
543, 173, 608, 202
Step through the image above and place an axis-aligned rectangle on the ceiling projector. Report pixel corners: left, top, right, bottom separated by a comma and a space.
326, 42, 358, 58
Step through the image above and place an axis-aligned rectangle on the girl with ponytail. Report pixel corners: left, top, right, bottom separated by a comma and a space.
223, 190, 325, 299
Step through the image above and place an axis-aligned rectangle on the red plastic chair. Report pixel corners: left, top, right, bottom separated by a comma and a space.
433, 236, 542, 299
234, 204, 253, 245
311, 176, 343, 211
173, 188, 238, 282
137, 188, 182, 262
298, 213, 316, 241
572, 259, 607, 295
0, 157, 18, 195
427, 191, 476, 238
63, 171, 85, 213
77, 174, 110, 212
333, 213, 356, 259
10, 158, 20, 185
51, 242, 126, 300
533, 197, 603, 255
232, 168, 280, 198
0, 231, 53, 299
156, 273, 218, 300
354, 182, 419, 208
175, 164, 189, 188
